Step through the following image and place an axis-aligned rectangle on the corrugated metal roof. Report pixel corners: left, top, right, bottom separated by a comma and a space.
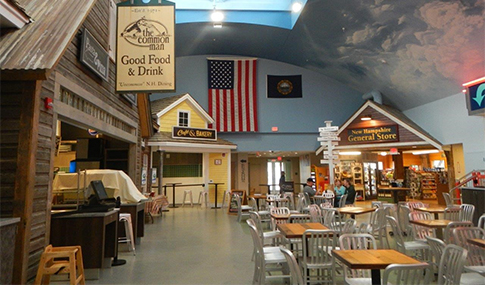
0, 0, 96, 74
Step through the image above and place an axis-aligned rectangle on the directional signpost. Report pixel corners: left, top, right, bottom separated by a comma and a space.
318, 121, 340, 190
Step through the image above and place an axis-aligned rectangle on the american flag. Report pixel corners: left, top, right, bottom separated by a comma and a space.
208, 59, 258, 132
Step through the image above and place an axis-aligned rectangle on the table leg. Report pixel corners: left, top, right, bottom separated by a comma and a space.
371, 269, 380, 285
212, 185, 220, 209
169, 184, 178, 208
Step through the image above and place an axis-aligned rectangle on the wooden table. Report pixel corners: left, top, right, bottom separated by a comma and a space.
332, 249, 422, 285
415, 206, 446, 219
337, 207, 376, 215
276, 223, 329, 239
468, 238, 485, 248
119, 201, 146, 245
50, 210, 119, 272
249, 194, 267, 209
409, 219, 452, 239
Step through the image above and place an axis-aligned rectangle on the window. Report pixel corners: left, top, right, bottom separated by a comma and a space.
178, 111, 189, 127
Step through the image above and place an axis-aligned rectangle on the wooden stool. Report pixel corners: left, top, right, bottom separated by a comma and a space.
34, 245, 85, 285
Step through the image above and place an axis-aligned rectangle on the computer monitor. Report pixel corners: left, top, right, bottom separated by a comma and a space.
90, 180, 109, 202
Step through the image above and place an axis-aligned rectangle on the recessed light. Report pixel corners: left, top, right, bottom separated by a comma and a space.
361, 115, 372, 121
292, 2, 303, 13
211, 10, 224, 22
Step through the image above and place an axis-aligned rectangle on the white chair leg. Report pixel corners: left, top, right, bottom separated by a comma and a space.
182, 191, 187, 207
190, 191, 193, 207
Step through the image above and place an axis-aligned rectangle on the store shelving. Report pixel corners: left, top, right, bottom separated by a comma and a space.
420, 172, 437, 200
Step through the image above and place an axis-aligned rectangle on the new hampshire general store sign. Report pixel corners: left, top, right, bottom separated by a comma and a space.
347, 125, 399, 143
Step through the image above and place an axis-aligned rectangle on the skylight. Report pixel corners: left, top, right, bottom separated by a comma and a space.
168, 0, 307, 29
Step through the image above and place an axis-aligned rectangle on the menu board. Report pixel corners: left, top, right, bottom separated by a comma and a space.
228, 190, 246, 214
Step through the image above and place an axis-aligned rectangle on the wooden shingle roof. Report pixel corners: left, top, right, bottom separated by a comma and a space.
0, 0, 96, 79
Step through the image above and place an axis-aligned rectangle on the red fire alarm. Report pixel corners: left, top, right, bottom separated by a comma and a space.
44, 97, 53, 110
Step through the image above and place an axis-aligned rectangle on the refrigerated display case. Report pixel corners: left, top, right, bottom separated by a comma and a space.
363, 162, 378, 199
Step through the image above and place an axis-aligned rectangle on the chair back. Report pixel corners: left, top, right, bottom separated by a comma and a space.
478, 214, 485, 230
409, 211, 435, 240
289, 214, 311, 224
248, 197, 258, 211
382, 263, 432, 285
341, 219, 356, 235
282, 192, 295, 210
308, 204, 322, 223
371, 201, 383, 208
386, 216, 406, 253
437, 244, 468, 285
426, 236, 446, 273
271, 206, 290, 216
443, 192, 454, 207
249, 211, 264, 241
459, 204, 475, 222
451, 227, 485, 266
407, 201, 426, 212
397, 205, 412, 236
339, 233, 376, 250
338, 194, 347, 208
339, 234, 375, 279
280, 247, 305, 285
302, 230, 335, 265
444, 207, 461, 221
235, 194, 242, 212
444, 221, 473, 244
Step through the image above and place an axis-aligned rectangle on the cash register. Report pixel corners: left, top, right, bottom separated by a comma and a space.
77, 180, 117, 212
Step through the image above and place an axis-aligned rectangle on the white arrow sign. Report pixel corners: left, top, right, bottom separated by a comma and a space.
319, 126, 339, 132
318, 137, 341, 142
323, 154, 340, 159
320, 141, 339, 147
321, 159, 340, 164
319, 131, 338, 136
323, 151, 339, 155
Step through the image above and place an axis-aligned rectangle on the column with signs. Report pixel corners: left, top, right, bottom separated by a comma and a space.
318, 121, 340, 190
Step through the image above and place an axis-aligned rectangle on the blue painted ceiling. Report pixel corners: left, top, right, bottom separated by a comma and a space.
172, 0, 485, 110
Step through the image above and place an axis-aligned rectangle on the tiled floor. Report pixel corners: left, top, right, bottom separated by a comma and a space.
88, 199, 439, 285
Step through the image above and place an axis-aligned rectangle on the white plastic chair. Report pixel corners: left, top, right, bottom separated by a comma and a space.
182, 189, 193, 207
288, 214, 311, 223
300, 229, 336, 284
444, 207, 461, 221
437, 244, 467, 285
459, 204, 475, 223
409, 211, 436, 241
249, 211, 282, 247
452, 227, 485, 275
247, 219, 290, 284
426, 236, 446, 276
235, 194, 252, 222
478, 214, 485, 230
387, 216, 430, 262
198, 189, 209, 207
339, 233, 376, 285
280, 247, 305, 285
308, 204, 323, 223
119, 213, 135, 255
364, 207, 389, 248
444, 221, 474, 244
221, 190, 232, 208
443, 192, 455, 207
382, 263, 432, 285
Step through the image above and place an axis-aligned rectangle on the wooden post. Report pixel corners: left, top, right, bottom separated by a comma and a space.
393, 152, 405, 180
12, 81, 41, 284
158, 150, 164, 195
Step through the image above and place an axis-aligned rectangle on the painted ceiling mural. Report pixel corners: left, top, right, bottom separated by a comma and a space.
175, 0, 484, 110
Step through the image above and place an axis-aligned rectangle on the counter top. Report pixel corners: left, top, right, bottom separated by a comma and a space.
0, 217, 20, 227
51, 209, 119, 219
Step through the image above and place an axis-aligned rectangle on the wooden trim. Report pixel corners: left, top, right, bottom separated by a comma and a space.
0, 69, 49, 81
45, 112, 58, 247
12, 81, 42, 284
56, 103, 137, 143
137, 93, 154, 138
54, 72, 137, 128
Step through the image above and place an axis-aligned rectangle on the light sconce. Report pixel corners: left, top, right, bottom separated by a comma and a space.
361, 115, 372, 121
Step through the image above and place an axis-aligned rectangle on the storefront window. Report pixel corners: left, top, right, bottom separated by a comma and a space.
162, 152, 202, 177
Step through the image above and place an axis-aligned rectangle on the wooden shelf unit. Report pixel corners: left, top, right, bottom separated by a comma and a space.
420, 172, 437, 200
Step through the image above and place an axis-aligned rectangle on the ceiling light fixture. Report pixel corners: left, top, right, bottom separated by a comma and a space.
340, 151, 362, 156
411, 149, 439, 155
291, 2, 303, 13
361, 115, 372, 121
380, 152, 387, 156
213, 22, 222, 28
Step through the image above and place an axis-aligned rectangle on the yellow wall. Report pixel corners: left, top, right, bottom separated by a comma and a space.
159, 101, 207, 132
209, 153, 228, 203
452, 144, 465, 177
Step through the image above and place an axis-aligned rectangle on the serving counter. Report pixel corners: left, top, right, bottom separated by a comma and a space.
377, 187, 410, 203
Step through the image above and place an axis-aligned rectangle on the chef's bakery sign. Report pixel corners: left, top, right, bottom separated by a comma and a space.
116, 1, 175, 92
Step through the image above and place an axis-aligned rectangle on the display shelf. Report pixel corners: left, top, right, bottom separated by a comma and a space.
419, 172, 437, 199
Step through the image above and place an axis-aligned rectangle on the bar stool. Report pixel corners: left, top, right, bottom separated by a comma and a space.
221, 190, 232, 208
35, 244, 85, 285
198, 189, 209, 207
119, 213, 136, 255
182, 190, 194, 207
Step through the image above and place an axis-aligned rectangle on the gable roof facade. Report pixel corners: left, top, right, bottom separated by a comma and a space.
151, 93, 214, 124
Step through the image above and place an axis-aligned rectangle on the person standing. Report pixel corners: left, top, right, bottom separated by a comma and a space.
279, 171, 286, 194
343, 178, 356, 205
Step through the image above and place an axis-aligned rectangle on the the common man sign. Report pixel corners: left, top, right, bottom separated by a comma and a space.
116, 0, 175, 92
